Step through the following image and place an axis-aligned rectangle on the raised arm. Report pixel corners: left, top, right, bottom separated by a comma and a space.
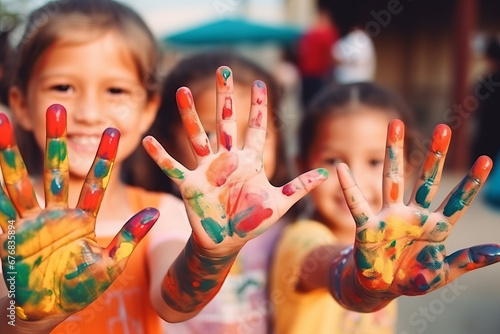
0, 105, 158, 332
329, 120, 499, 312
144, 66, 327, 322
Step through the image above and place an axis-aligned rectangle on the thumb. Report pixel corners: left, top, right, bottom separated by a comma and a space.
105, 207, 159, 269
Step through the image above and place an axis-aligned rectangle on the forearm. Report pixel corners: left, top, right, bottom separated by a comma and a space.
156, 235, 239, 322
329, 246, 396, 312
0, 296, 68, 333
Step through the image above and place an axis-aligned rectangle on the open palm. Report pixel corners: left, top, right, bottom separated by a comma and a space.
337, 120, 500, 296
0, 105, 158, 320
144, 66, 326, 254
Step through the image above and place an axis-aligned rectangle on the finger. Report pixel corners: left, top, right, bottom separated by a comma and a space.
410, 124, 451, 208
142, 136, 188, 187
44, 104, 69, 207
0, 186, 16, 232
0, 113, 40, 217
244, 80, 268, 153
105, 207, 159, 269
383, 119, 405, 205
177, 87, 212, 162
437, 155, 492, 224
445, 244, 500, 281
216, 66, 237, 152
277, 168, 328, 215
76, 128, 119, 216
337, 163, 375, 227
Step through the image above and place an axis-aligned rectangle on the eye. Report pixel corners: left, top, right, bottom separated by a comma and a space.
50, 84, 72, 93
369, 159, 384, 167
107, 87, 128, 95
324, 157, 343, 166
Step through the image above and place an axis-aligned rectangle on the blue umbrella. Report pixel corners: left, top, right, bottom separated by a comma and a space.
163, 18, 302, 46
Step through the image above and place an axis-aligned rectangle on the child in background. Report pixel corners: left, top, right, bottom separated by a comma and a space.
0, 1, 326, 332
124, 52, 295, 333
271, 82, 500, 333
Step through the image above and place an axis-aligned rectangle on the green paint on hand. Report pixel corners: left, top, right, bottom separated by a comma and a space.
0, 192, 16, 220
355, 248, 373, 270
221, 68, 231, 82
201, 217, 225, 243
3, 150, 16, 169
48, 140, 67, 162
355, 213, 369, 226
94, 160, 110, 178
62, 278, 97, 305
162, 167, 184, 179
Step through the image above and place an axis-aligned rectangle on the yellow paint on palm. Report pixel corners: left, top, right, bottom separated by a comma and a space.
115, 242, 133, 262
361, 216, 422, 243
370, 257, 395, 285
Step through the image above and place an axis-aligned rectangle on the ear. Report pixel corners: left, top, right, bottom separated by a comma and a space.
9, 86, 33, 131
138, 93, 160, 135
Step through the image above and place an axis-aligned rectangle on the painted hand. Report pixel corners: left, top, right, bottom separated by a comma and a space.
337, 120, 499, 296
0, 105, 158, 320
144, 66, 327, 253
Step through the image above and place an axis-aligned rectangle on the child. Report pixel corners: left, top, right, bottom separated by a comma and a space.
124, 52, 298, 333
270, 82, 500, 333
0, 1, 326, 332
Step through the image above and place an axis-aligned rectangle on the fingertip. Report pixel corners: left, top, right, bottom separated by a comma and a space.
46, 104, 67, 138
471, 155, 493, 179
388, 119, 405, 143
430, 124, 452, 154
0, 113, 15, 149
316, 167, 329, 180
216, 66, 232, 88
96, 128, 120, 160
176, 87, 193, 110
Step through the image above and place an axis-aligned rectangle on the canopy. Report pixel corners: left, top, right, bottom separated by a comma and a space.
163, 18, 302, 46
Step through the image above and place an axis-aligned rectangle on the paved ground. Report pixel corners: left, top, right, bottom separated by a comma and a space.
397, 173, 500, 334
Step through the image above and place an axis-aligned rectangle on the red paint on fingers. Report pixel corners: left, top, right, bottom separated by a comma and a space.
46, 104, 67, 137
0, 113, 15, 149
430, 124, 451, 153
222, 96, 233, 120
388, 119, 404, 143
96, 128, 120, 160
470, 155, 493, 181
176, 87, 193, 110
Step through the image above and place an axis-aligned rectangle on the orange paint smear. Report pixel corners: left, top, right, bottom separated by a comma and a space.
390, 182, 398, 201
430, 124, 451, 153
388, 119, 404, 143
176, 87, 193, 110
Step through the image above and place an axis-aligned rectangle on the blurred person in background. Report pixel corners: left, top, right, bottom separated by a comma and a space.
296, 0, 339, 108
330, 0, 377, 84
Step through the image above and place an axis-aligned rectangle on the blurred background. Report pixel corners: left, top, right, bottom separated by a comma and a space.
2, 0, 500, 333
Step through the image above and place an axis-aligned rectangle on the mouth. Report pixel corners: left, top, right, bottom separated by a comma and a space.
67, 134, 101, 156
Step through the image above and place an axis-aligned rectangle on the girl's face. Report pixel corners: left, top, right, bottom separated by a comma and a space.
171, 82, 278, 178
11, 30, 158, 178
302, 107, 392, 237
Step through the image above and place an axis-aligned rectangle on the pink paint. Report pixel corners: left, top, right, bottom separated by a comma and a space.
206, 152, 238, 187
193, 141, 210, 157
235, 204, 273, 233
222, 96, 233, 120
282, 184, 296, 196
220, 131, 232, 151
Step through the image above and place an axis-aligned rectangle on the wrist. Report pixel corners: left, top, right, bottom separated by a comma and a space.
189, 233, 241, 260
329, 245, 396, 312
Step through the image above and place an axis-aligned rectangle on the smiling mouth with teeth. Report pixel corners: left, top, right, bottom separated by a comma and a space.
67, 135, 101, 155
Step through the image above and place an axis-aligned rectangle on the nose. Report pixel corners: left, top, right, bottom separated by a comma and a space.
350, 163, 381, 210
71, 89, 103, 125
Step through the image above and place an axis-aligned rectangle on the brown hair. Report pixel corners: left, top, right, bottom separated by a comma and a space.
299, 82, 421, 172
11, 0, 161, 175
14, 0, 160, 98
